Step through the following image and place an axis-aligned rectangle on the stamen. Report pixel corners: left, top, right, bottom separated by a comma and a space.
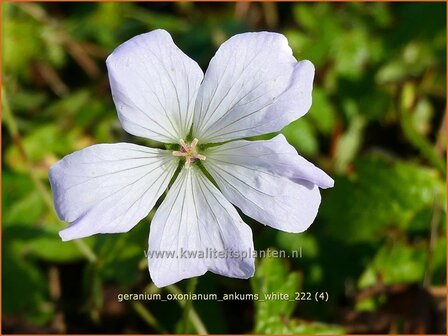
172, 151, 188, 157
173, 138, 206, 168
191, 138, 199, 149
179, 139, 189, 152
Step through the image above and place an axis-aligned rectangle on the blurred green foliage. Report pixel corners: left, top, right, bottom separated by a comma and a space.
2, 2, 446, 334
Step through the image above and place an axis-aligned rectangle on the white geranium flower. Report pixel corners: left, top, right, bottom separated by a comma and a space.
49, 30, 334, 288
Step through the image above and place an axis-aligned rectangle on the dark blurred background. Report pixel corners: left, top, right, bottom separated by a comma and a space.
2, 2, 446, 334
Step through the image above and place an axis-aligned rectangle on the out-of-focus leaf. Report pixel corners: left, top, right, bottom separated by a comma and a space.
25, 233, 88, 263
368, 3, 392, 27
128, 7, 190, 34
6, 225, 88, 263
4, 191, 46, 227
334, 114, 366, 173
3, 174, 84, 263
85, 3, 131, 48
276, 232, 324, 285
3, 172, 37, 214
377, 40, 439, 85
432, 237, 447, 285
254, 316, 345, 334
9, 90, 48, 112
334, 29, 371, 79
250, 255, 345, 333
321, 153, 446, 243
40, 26, 68, 67
293, 5, 318, 31
3, 12, 44, 77
45, 90, 109, 127
276, 232, 319, 259
359, 242, 427, 288
355, 297, 378, 312
376, 60, 407, 84
281, 118, 318, 156
95, 219, 149, 285
251, 255, 301, 333
2, 235, 53, 324
412, 98, 434, 136
5, 123, 86, 177
308, 88, 336, 135
286, 320, 345, 334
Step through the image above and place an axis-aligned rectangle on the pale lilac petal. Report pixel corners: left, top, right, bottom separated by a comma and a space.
203, 135, 334, 233
106, 29, 204, 143
192, 32, 314, 143
148, 167, 254, 288
49, 143, 178, 241
205, 134, 334, 188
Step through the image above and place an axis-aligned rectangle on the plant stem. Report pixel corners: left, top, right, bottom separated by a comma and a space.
132, 302, 168, 334
166, 284, 208, 334
182, 277, 198, 333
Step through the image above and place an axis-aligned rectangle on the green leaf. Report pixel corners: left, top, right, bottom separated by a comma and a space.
6, 224, 88, 263
286, 320, 345, 334
250, 255, 345, 334
5, 123, 85, 177
96, 220, 148, 284
334, 29, 372, 79
432, 237, 447, 285
359, 242, 427, 288
3, 172, 44, 227
3, 11, 45, 78
25, 234, 88, 263
321, 153, 446, 243
376, 60, 407, 83
2, 236, 53, 324
308, 88, 336, 135
4, 191, 46, 227
276, 232, 319, 259
333, 113, 366, 173
412, 98, 434, 136
251, 255, 301, 333
293, 5, 319, 31
281, 118, 318, 156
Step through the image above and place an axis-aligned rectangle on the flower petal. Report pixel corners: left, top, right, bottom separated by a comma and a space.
192, 32, 314, 143
148, 167, 254, 288
106, 29, 204, 143
49, 143, 178, 241
205, 134, 334, 189
203, 135, 333, 233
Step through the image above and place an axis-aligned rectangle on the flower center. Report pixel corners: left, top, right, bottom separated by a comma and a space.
172, 138, 206, 168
